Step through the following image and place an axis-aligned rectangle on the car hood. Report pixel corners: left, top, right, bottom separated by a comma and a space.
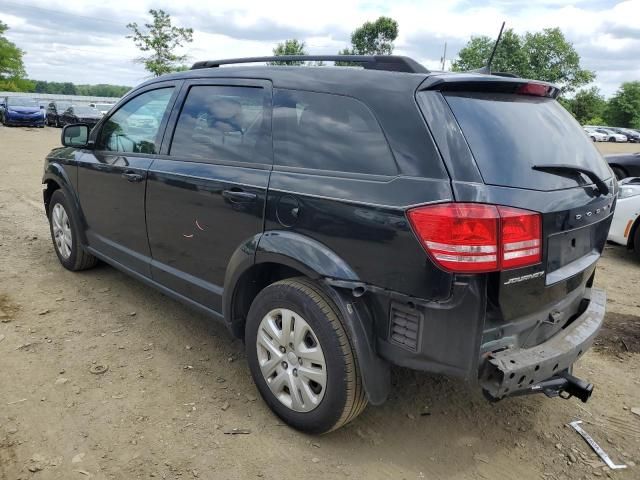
7, 106, 41, 113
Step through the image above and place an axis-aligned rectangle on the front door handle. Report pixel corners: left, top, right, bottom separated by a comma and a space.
222, 189, 257, 203
122, 171, 144, 183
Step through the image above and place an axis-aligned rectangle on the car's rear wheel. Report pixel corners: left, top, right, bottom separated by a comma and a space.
245, 277, 367, 434
48, 189, 98, 271
608, 137, 616, 142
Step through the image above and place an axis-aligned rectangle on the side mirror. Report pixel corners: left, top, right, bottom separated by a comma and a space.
61, 124, 91, 148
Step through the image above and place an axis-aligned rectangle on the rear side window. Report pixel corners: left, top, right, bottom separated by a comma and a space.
439, 92, 611, 191
273, 89, 396, 176
170, 85, 271, 165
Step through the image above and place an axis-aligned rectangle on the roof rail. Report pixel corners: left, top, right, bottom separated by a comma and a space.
190, 55, 429, 74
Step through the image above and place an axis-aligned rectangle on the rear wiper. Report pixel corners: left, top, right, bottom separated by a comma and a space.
532, 164, 609, 195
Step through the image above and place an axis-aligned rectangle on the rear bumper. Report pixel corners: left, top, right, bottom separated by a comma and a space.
480, 287, 605, 399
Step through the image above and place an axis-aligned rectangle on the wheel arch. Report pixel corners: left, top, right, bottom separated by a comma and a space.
628, 215, 640, 250
222, 231, 390, 404
608, 163, 627, 179
43, 164, 88, 245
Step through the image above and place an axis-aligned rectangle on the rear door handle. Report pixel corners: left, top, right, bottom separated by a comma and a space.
122, 171, 145, 183
222, 189, 257, 203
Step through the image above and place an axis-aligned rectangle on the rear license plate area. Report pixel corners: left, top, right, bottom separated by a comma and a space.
547, 225, 593, 273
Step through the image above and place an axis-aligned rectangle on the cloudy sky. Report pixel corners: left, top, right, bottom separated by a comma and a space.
1, 0, 639, 96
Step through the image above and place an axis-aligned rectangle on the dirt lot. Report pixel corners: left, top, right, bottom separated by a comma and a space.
0, 127, 639, 480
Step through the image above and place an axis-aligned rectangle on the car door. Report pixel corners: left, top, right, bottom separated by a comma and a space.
77, 82, 180, 276
145, 79, 273, 313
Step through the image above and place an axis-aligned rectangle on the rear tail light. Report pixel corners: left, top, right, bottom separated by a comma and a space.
407, 203, 541, 273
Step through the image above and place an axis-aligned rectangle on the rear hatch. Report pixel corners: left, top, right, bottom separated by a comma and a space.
416, 76, 615, 351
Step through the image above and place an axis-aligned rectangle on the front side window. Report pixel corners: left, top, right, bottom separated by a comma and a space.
97, 88, 174, 154
273, 89, 397, 176
170, 85, 270, 165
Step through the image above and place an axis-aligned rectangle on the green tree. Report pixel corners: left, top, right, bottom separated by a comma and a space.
452, 27, 594, 93
605, 81, 640, 128
337, 16, 399, 65
268, 39, 307, 65
0, 20, 28, 91
563, 87, 606, 124
126, 9, 193, 77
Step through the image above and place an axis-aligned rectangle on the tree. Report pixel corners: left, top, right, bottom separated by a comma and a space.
337, 16, 399, 65
0, 20, 28, 91
605, 81, 640, 128
563, 87, 607, 124
126, 9, 193, 77
452, 27, 594, 93
268, 39, 307, 65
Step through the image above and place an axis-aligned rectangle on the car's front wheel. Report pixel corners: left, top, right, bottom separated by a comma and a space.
245, 277, 367, 434
634, 224, 640, 262
48, 189, 98, 271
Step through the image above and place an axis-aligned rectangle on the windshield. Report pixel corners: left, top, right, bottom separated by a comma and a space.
8, 97, 38, 107
439, 92, 611, 191
75, 106, 100, 115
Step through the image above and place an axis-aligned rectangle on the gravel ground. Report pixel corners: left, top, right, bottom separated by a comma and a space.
1, 126, 639, 480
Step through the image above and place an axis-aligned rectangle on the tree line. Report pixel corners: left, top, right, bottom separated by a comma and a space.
1, 11, 638, 127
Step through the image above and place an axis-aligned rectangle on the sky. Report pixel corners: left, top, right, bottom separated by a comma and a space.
1, 0, 639, 97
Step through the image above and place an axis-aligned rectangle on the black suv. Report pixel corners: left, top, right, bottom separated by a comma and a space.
46, 101, 72, 127
43, 55, 615, 434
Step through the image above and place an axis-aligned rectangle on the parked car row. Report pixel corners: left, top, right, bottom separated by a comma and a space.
584, 125, 640, 143
46, 102, 103, 128
0, 96, 114, 129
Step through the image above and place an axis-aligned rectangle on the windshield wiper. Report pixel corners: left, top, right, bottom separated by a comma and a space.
532, 164, 609, 195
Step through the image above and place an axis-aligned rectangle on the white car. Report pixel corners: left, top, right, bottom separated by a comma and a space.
608, 177, 640, 258
584, 128, 606, 142
595, 128, 627, 143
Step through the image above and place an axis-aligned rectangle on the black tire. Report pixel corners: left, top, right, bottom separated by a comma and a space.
612, 166, 626, 181
634, 225, 640, 262
608, 137, 615, 143
590, 136, 596, 142
245, 277, 367, 434
55, 117, 60, 128
48, 189, 98, 271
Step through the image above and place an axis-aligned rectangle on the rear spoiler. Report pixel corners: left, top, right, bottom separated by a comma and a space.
418, 73, 560, 99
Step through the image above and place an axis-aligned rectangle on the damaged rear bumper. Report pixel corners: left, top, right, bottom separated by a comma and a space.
480, 287, 606, 401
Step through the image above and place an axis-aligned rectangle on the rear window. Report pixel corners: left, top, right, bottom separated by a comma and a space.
273, 89, 397, 176
440, 92, 611, 191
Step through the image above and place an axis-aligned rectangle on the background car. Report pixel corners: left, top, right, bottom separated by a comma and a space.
584, 127, 606, 142
595, 128, 627, 142
46, 101, 72, 127
89, 103, 114, 115
60, 105, 103, 128
608, 177, 640, 260
609, 127, 640, 143
1, 97, 45, 127
606, 152, 640, 180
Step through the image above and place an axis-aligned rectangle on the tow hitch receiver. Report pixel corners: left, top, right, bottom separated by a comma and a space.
509, 370, 593, 403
